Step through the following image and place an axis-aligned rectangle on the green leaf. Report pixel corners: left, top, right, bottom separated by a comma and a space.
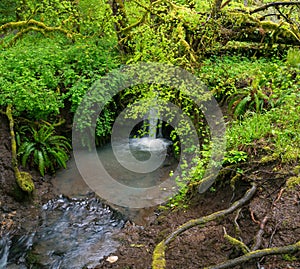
234, 95, 251, 118
37, 150, 45, 176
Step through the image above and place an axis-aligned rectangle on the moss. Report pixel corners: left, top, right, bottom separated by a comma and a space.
260, 153, 279, 164
286, 176, 300, 189
6, 104, 35, 194
224, 233, 250, 254
230, 173, 242, 191
152, 241, 166, 269
293, 165, 300, 175
281, 146, 300, 163
282, 254, 298, 262
17, 172, 35, 193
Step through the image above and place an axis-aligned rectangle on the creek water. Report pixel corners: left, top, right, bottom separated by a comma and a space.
53, 138, 176, 191
1, 140, 177, 269
1, 112, 177, 268
1, 196, 124, 269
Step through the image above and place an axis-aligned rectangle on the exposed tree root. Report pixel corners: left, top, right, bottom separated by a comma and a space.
152, 183, 257, 269
223, 227, 250, 254
205, 241, 300, 269
252, 215, 268, 251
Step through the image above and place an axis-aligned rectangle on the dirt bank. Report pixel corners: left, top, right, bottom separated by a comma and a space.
0, 114, 54, 236
0, 113, 299, 269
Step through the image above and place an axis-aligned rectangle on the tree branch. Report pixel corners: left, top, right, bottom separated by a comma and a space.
250, 2, 300, 15
205, 241, 300, 269
5, 105, 34, 193
0, 19, 70, 35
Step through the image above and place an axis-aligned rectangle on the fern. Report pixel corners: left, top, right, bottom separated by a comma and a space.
233, 95, 251, 119
17, 124, 71, 176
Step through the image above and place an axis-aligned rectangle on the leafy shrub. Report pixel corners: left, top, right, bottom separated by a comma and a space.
17, 125, 71, 176
286, 48, 300, 68
199, 56, 299, 118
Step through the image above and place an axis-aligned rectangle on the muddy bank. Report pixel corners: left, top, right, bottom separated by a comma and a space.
0, 114, 54, 237
1, 113, 300, 269
97, 182, 300, 269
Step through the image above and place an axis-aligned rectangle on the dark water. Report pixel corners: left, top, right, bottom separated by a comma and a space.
0, 138, 177, 268
1, 196, 124, 269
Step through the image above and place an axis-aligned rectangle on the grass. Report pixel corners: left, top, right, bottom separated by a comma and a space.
227, 91, 300, 163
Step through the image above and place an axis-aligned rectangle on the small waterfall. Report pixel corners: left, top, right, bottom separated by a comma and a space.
148, 107, 158, 139
157, 119, 163, 138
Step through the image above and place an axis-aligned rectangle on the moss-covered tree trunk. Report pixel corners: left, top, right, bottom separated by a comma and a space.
6, 104, 34, 193
109, 0, 132, 54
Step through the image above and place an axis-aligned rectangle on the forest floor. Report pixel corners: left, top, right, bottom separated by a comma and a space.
1, 113, 300, 269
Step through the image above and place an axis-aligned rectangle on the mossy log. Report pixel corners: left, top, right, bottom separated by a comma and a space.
6, 104, 34, 193
0, 19, 69, 34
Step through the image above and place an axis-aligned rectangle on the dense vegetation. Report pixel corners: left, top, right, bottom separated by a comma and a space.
0, 0, 299, 267
1, 0, 299, 183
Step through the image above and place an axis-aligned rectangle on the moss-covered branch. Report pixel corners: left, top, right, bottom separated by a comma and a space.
223, 227, 250, 254
0, 19, 74, 48
0, 19, 70, 35
152, 183, 257, 269
250, 1, 300, 15
205, 241, 300, 269
6, 104, 34, 193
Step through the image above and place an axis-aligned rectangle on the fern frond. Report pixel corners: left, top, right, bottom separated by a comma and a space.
233, 95, 251, 118
19, 142, 35, 167
37, 150, 45, 176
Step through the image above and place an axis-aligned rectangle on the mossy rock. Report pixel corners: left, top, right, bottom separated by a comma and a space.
17, 172, 35, 193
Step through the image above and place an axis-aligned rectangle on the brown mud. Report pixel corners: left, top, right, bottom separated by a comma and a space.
0, 113, 299, 269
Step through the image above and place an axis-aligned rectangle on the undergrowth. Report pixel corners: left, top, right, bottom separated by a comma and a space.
167, 54, 300, 208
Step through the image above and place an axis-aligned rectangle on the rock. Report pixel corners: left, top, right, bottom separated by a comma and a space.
106, 255, 118, 263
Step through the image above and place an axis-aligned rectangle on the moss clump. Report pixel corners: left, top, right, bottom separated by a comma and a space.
152, 241, 166, 269
17, 172, 35, 193
292, 165, 300, 175
286, 176, 300, 189
281, 146, 300, 164
260, 153, 278, 164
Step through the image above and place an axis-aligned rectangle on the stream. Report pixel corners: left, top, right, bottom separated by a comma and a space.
1, 196, 124, 269
1, 138, 176, 269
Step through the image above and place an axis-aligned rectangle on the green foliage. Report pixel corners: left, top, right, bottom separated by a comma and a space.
223, 150, 248, 165
17, 124, 71, 176
121, 0, 224, 67
0, 34, 119, 143
10, 0, 115, 37
199, 55, 300, 117
286, 48, 300, 68
227, 91, 300, 163
0, 0, 17, 23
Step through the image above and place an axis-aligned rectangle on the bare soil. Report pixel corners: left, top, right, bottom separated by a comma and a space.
0, 113, 299, 269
